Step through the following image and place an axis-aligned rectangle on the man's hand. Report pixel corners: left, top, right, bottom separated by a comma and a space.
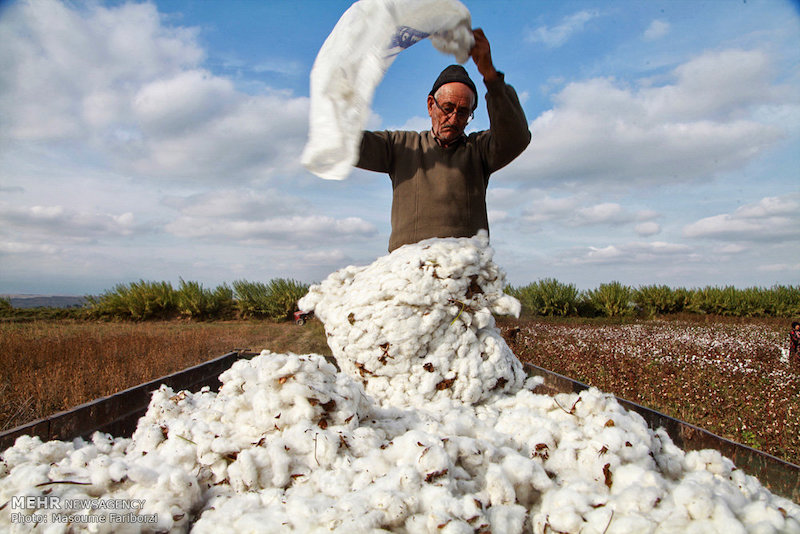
470, 28, 499, 82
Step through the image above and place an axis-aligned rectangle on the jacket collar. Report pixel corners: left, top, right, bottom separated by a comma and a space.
431, 129, 467, 149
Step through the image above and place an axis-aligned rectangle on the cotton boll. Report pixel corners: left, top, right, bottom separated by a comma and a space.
365, 488, 414, 528
782, 517, 800, 534
745, 525, 780, 534
107, 459, 128, 482
684, 448, 735, 477
498, 453, 550, 506
534, 488, 588, 533
89, 432, 117, 455
86, 454, 115, 488
128, 422, 166, 453
740, 499, 792, 532
709, 502, 748, 534
484, 462, 516, 505
123, 462, 159, 486
672, 479, 716, 520
606, 514, 660, 534
227, 448, 259, 491
651, 428, 685, 480
67, 443, 100, 469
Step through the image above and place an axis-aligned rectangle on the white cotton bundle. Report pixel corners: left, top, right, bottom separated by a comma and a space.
2, 234, 800, 533
299, 232, 527, 408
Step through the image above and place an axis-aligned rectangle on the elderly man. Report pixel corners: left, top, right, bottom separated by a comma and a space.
356, 28, 531, 252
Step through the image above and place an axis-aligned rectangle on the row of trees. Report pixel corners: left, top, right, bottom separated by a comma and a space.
2, 278, 798, 321
81, 278, 310, 321
505, 279, 800, 318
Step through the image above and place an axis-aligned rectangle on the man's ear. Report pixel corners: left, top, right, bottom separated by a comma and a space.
426, 95, 435, 117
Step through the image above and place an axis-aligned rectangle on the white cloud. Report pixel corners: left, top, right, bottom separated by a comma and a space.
160, 187, 377, 245
526, 10, 600, 48
487, 210, 509, 224
0, 0, 203, 141
521, 196, 658, 229
299, 249, 349, 265
127, 90, 308, 181
391, 115, 431, 132
585, 245, 623, 261
635, 222, 661, 236
133, 70, 237, 135
682, 194, 799, 242
0, 242, 60, 255
733, 195, 796, 218
635, 210, 659, 221
758, 263, 800, 273
643, 20, 670, 41
0, 204, 140, 241
567, 241, 692, 265
0, 186, 25, 193
522, 194, 580, 223
162, 189, 301, 218
641, 49, 780, 121
575, 202, 627, 225
0, 0, 309, 184
506, 48, 790, 188
717, 244, 747, 254
167, 214, 375, 242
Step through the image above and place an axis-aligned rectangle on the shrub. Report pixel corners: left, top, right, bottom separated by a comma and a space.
211, 283, 236, 318
176, 279, 235, 320
505, 278, 579, 316
86, 280, 177, 320
634, 285, 690, 316
233, 278, 309, 321
768, 285, 800, 317
583, 281, 634, 317
688, 286, 755, 316
687, 285, 800, 317
537, 278, 580, 317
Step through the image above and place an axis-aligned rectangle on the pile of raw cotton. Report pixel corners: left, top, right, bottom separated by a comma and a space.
2, 233, 799, 533
297, 231, 530, 408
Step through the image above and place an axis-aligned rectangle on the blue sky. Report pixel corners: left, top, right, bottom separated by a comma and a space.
0, 0, 798, 296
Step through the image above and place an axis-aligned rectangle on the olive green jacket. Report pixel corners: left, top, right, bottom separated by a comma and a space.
356, 73, 531, 252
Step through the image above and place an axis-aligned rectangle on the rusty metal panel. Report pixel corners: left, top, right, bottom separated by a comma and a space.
524, 362, 800, 504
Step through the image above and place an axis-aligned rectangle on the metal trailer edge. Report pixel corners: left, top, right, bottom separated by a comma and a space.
0, 352, 797, 503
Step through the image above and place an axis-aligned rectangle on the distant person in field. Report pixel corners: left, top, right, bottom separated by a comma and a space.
790, 321, 800, 367
356, 28, 531, 252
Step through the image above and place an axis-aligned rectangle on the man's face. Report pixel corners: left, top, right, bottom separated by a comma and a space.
427, 82, 475, 145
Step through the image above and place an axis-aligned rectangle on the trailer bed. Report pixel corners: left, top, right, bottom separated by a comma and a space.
1, 351, 797, 503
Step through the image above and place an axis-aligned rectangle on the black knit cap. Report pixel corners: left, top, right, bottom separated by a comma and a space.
429, 65, 478, 110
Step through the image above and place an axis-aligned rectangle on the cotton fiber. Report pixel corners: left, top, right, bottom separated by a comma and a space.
298, 231, 529, 408
2, 233, 799, 533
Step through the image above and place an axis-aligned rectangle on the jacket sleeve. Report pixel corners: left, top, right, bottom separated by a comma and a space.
482, 72, 531, 174
355, 130, 393, 173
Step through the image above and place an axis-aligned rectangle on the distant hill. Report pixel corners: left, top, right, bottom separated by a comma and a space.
2, 295, 86, 309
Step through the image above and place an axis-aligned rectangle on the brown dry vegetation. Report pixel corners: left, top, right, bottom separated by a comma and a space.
2, 316, 798, 466
0, 319, 330, 433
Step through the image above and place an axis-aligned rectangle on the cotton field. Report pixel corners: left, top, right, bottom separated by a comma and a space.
507, 317, 800, 465
2, 233, 799, 533
512, 321, 793, 381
